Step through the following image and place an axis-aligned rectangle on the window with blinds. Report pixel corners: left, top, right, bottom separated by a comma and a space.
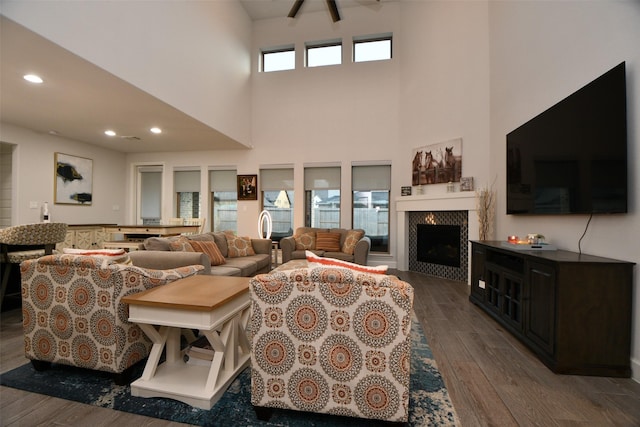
304, 166, 341, 228
352, 164, 391, 253
209, 169, 237, 233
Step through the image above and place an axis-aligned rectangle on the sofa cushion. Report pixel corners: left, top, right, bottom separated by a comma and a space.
305, 250, 387, 274
169, 236, 195, 252
342, 229, 365, 255
315, 232, 342, 252
224, 231, 256, 257
143, 236, 173, 251
189, 240, 226, 266
294, 231, 316, 250
212, 232, 229, 258
62, 248, 131, 265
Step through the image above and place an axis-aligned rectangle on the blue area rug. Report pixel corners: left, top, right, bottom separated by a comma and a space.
1, 316, 458, 426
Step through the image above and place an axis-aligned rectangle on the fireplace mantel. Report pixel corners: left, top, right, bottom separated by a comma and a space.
396, 192, 479, 284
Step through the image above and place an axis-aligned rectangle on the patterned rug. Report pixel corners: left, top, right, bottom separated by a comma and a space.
1, 316, 458, 426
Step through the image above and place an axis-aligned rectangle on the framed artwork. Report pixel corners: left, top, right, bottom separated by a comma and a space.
460, 177, 474, 191
411, 138, 463, 186
237, 174, 257, 200
54, 152, 93, 205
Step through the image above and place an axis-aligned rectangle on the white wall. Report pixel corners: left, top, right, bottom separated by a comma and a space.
489, 1, 640, 380
1, 0, 253, 146
0, 123, 126, 225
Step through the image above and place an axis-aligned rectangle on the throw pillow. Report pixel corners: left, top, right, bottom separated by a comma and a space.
305, 250, 388, 275
315, 232, 342, 252
342, 229, 365, 255
62, 248, 131, 265
294, 231, 316, 250
189, 240, 226, 266
169, 236, 195, 252
224, 231, 256, 258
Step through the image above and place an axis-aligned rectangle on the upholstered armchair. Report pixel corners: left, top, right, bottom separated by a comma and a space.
21, 254, 203, 384
0, 222, 68, 307
249, 265, 414, 422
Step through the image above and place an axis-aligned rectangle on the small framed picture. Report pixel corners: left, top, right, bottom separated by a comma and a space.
237, 174, 257, 200
460, 177, 474, 192
401, 186, 412, 196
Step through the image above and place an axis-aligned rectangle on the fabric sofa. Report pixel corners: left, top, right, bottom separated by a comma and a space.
280, 227, 370, 266
21, 254, 203, 383
249, 263, 414, 422
128, 231, 271, 277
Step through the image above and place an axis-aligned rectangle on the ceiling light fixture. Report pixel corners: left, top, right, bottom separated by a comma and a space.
150, 127, 162, 134
23, 74, 43, 84
104, 130, 116, 136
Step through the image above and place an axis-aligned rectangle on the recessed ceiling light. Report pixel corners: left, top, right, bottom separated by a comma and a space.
150, 127, 162, 134
104, 130, 116, 136
23, 74, 43, 84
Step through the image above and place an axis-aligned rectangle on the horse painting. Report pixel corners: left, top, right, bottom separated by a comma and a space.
411, 138, 463, 186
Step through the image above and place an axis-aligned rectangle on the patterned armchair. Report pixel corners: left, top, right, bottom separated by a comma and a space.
21, 254, 203, 383
249, 265, 414, 422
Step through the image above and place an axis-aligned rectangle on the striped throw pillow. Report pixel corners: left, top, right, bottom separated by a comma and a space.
315, 232, 342, 252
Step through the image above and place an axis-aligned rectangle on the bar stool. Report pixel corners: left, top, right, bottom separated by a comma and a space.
0, 222, 68, 308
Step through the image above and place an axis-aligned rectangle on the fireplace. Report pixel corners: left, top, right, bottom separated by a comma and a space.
408, 210, 468, 282
396, 192, 478, 283
416, 224, 461, 267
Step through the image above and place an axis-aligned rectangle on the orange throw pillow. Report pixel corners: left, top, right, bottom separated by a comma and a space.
189, 240, 226, 266
315, 232, 342, 252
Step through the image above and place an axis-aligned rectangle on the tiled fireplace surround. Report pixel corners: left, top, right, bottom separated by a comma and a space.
396, 193, 479, 284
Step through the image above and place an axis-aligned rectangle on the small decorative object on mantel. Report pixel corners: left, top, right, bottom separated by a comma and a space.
446, 181, 455, 193
476, 179, 496, 240
401, 186, 412, 196
460, 176, 474, 191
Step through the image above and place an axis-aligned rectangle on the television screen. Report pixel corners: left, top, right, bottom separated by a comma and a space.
506, 62, 627, 215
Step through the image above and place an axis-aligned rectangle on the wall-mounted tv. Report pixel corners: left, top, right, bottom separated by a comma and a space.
506, 62, 627, 215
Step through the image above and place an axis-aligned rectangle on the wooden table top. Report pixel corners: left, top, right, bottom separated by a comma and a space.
122, 275, 250, 311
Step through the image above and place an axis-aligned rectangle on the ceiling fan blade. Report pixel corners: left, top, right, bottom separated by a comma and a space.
326, 0, 340, 22
288, 0, 304, 18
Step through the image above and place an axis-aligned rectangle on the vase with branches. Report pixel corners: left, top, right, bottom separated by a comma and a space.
476, 181, 496, 241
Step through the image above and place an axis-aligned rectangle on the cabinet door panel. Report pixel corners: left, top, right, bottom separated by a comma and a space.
74, 230, 93, 249
470, 244, 486, 301
526, 262, 556, 355
502, 271, 524, 331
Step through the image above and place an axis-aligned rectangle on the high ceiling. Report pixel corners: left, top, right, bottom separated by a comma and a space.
240, 0, 387, 21
0, 16, 247, 153
1, 1, 390, 153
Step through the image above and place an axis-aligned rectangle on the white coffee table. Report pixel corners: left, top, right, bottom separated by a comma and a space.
122, 275, 251, 409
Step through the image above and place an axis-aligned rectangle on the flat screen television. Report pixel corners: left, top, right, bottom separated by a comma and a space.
506, 62, 627, 215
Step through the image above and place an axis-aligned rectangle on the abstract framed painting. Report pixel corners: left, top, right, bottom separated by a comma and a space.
54, 153, 93, 205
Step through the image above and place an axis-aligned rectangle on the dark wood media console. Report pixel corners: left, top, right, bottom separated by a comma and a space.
469, 241, 634, 377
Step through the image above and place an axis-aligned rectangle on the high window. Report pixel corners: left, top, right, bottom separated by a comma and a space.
262, 45, 295, 72
306, 39, 342, 67
304, 166, 341, 228
174, 170, 201, 220
352, 164, 391, 253
260, 167, 294, 242
209, 169, 237, 233
353, 34, 392, 63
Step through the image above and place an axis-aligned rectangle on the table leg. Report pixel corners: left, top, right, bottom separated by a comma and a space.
138, 324, 169, 380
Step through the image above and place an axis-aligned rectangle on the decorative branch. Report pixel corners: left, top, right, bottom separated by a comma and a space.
476, 180, 496, 241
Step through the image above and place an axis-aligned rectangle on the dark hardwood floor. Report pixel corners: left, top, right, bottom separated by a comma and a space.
2, 270, 639, 426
